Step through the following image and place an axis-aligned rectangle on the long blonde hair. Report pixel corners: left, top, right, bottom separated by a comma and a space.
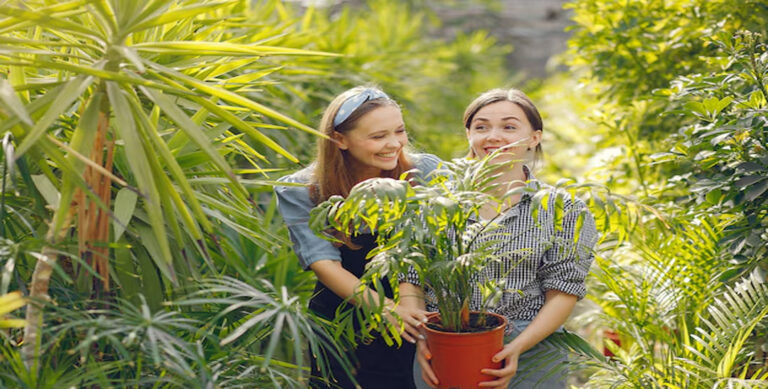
312, 86, 412, 203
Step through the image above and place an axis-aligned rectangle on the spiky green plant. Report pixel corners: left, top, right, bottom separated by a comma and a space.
559, 218, 768, 388
0, 0, 339, 369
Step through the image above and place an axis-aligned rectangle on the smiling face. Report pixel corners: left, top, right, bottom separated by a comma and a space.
334, 105, 408, 180
466, 100, 542, 164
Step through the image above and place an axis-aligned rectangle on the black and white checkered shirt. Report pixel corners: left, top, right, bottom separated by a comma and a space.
407, 167, 598, 323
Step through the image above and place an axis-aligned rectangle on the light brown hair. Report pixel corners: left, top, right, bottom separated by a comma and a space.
463, 88, 543, 162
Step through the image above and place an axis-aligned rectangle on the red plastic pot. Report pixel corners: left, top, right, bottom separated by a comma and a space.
424, 311, 508, 389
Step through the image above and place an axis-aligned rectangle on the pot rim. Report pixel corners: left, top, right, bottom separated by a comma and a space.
423, 311, 508, 335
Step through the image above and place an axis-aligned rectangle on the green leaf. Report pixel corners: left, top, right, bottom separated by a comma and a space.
133, 42, 341, 57
735, 175, 764, 189
135, 222, 175, 286
744, 179, 768, 202
113, 188, 137, 241
144, 65, 324, 138
0, 2, 100, 41
0, 78, 33, 126
125, 1, 233, 33
113, 243, 142, 307
705, 188, 722, 205
748, 90, 765, 109
139, 86, 247, 197
702, 96, 732, 118
133, 243, 164, 312
106, 82, 175, 284
113, 45, 145, 73
30, 174, 59, 208
150, 73, 295, 162
15, 76, 94, 157
123, 88, 212, 233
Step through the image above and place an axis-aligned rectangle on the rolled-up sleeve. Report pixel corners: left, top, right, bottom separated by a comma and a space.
539, 198, 597, 299
274, 175, 341, 270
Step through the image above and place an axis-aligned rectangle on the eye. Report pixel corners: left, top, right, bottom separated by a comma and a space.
504, 125, 517, 130
474, 125, 487, 131
396, 128, 406, 134
372, 134, 386, 139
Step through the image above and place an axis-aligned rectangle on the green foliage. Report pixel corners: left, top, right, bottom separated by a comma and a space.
250, 0, 512, 163
310, 156, 595, 336
311, 157, 505, 333
655, 31, 768, 273
561, 0, 768, 386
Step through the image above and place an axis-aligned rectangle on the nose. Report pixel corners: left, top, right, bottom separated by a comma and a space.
386, 134, 401, 149
486, 128, 503, 142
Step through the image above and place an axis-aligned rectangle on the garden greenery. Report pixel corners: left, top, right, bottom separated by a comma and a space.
0, 0, 765, 387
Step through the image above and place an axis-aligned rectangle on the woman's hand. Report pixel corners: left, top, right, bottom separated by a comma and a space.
416, 338, 439, 388
387, 302, 429, 344
478, 343, 522, 388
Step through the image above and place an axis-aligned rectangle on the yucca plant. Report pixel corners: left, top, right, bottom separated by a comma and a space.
0, 0, 338, 370
177, 276, 349, 388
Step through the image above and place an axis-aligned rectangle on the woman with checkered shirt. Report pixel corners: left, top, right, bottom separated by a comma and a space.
407, 89, 598, 389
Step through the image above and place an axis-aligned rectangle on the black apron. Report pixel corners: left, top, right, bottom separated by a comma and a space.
309, 234, 417, 389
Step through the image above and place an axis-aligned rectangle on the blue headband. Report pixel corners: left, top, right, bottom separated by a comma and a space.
333, 88, 390, 127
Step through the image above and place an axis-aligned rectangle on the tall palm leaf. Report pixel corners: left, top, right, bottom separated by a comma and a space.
0, 0, 336, 368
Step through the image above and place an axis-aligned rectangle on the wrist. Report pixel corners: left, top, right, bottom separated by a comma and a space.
505, 340, 524, 356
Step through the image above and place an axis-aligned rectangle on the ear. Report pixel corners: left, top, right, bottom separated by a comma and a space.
528, 130, 542, 150
332, 132, 349, 150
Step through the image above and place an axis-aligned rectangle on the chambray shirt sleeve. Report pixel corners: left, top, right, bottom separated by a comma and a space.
274, 175, 341, 270
411, 153, 442, 179
539, 198, 597, 299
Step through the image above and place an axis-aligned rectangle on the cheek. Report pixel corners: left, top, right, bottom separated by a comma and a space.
467, 134, 482, 146
398, 133, 409, 145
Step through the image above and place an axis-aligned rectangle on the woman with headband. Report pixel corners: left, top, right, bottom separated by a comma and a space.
275, 86, 441, 388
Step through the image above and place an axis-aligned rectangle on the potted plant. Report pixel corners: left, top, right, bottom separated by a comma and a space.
310, 156, 521, 388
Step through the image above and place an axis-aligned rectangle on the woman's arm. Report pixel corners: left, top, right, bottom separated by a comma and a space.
311, 260, 428, 343
478, 290, 578, 389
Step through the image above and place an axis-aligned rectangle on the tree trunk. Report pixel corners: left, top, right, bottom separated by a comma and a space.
21, 229, 65, 367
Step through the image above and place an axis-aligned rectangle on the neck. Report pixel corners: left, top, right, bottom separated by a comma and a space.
489, 163, 527, 198
350, 161, 383, 183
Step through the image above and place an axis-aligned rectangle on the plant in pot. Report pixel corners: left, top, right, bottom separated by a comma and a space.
310, 156, 525, 388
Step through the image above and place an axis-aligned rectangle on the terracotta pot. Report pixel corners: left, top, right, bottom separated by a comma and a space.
424, 311, 508, 389
602, 329, 621, 357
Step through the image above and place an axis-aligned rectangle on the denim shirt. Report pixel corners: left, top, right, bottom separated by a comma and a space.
275, 153, 442, 270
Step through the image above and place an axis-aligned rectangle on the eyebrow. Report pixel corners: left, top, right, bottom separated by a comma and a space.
472, 116, 522, 123
368, 124, 405, 136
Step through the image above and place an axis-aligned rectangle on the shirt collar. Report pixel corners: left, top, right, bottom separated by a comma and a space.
520, 165, 542, 200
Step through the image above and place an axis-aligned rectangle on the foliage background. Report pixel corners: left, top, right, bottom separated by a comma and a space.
1, 0, 766, 387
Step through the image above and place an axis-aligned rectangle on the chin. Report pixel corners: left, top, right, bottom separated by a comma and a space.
375, 161, 399, 171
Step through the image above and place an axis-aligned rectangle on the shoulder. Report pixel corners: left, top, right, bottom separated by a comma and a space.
276, 166, 313, 185
527, 179, 590, 213
274, 166, 314, 205
409, 153, 443, 177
